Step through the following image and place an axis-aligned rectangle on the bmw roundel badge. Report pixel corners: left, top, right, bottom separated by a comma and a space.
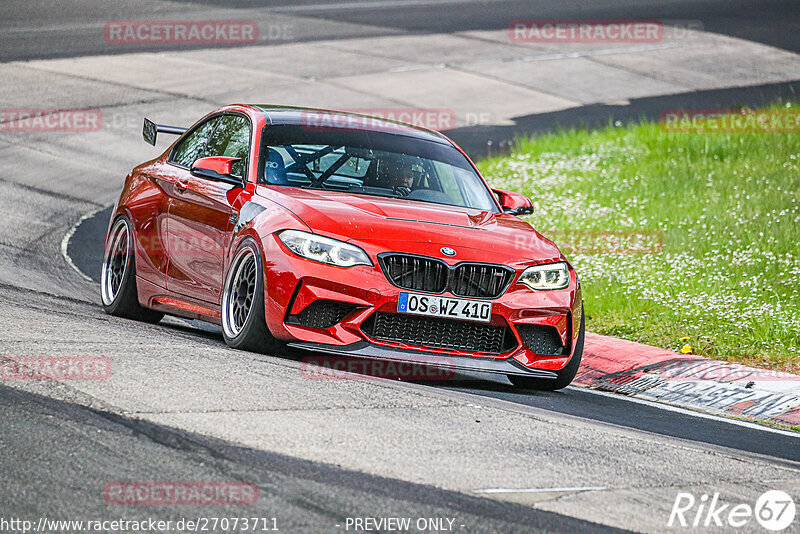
440, 247, 456, 257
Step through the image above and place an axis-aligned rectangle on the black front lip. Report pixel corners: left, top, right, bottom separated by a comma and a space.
287, 340, 558, 379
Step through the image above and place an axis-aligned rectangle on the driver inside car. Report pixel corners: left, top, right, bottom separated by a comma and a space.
386, 157, 422, 197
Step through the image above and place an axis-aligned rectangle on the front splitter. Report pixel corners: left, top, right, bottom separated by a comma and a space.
287, 340, 558, 379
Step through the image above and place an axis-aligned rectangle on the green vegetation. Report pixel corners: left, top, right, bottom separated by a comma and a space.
479, 103, 800, 372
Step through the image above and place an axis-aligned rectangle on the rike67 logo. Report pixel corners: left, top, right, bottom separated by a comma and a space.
669, 490, 795, 531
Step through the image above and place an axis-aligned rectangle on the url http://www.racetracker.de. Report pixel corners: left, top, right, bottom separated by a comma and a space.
0, 516, 280, 533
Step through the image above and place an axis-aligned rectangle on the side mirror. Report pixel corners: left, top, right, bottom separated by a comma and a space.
191, 157, 244, 187
493, 188, 534, 216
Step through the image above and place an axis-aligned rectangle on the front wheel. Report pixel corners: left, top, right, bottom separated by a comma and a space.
221, 238, 282, 353
508, 305, 585, 391
100, 216, 164, 323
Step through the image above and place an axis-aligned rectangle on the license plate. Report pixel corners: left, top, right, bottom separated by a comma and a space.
397, 292, 492, 323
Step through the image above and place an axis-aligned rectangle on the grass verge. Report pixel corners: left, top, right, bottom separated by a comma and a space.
478, 103, 800, 372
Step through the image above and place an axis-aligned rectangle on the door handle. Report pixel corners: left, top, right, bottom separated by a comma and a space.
175, 180, 188, 192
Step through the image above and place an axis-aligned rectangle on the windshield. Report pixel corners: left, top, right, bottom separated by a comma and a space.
259, 125, 498, 212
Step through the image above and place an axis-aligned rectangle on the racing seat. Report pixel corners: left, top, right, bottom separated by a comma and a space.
264, 148, 288, 185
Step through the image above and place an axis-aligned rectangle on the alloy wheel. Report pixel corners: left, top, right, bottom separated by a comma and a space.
223, 247, 258, 338
101, 219, 130, 306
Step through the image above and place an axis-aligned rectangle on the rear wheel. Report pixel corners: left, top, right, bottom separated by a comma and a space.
221, 238, 282, 353
508, 306, 585, 391
100, 216, 164, 323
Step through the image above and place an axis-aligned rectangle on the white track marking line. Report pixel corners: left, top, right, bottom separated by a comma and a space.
571, 385, 800, 438
474, 486, 607, 494
61, 206, 108, 283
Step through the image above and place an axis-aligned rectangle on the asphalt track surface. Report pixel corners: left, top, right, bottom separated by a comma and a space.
70, 206, 800, 465
2, 0, 799, 62
1, 385, 626, 533
3, 0, 799, 157
3, 1, 800, 532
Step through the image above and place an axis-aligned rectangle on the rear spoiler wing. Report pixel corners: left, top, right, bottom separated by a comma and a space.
143, 117, 187, 146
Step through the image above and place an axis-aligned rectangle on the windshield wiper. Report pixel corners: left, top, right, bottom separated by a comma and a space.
299, 183, 330, 190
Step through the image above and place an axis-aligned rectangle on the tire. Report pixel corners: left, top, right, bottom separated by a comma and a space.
508, 305, 585, 391
221, 238, 282, 353
101, 216, 164, 323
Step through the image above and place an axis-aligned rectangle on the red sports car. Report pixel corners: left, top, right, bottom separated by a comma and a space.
101, 105, 584, 390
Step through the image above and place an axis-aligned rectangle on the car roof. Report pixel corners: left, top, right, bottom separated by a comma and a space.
251, 105, 453, 146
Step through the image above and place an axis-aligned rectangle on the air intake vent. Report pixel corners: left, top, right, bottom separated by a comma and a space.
286, 300, 356, 329
516, 324, 565, 355
362, 312, 516, 354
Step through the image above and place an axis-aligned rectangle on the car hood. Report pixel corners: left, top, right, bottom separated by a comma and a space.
256, 186, 563, 264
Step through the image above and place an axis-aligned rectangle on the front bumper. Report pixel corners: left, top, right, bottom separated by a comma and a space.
261, 234, 582, 374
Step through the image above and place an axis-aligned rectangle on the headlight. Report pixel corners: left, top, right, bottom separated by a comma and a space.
278, 230, 372, 267
518, 262, 570, 290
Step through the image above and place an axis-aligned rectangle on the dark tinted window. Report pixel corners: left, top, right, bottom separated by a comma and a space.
203, 115, 250, 178
259, 126, 497, 211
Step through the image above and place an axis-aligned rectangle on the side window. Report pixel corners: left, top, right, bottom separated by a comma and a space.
170, 118, 219, 167
203, 115, 251, 178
